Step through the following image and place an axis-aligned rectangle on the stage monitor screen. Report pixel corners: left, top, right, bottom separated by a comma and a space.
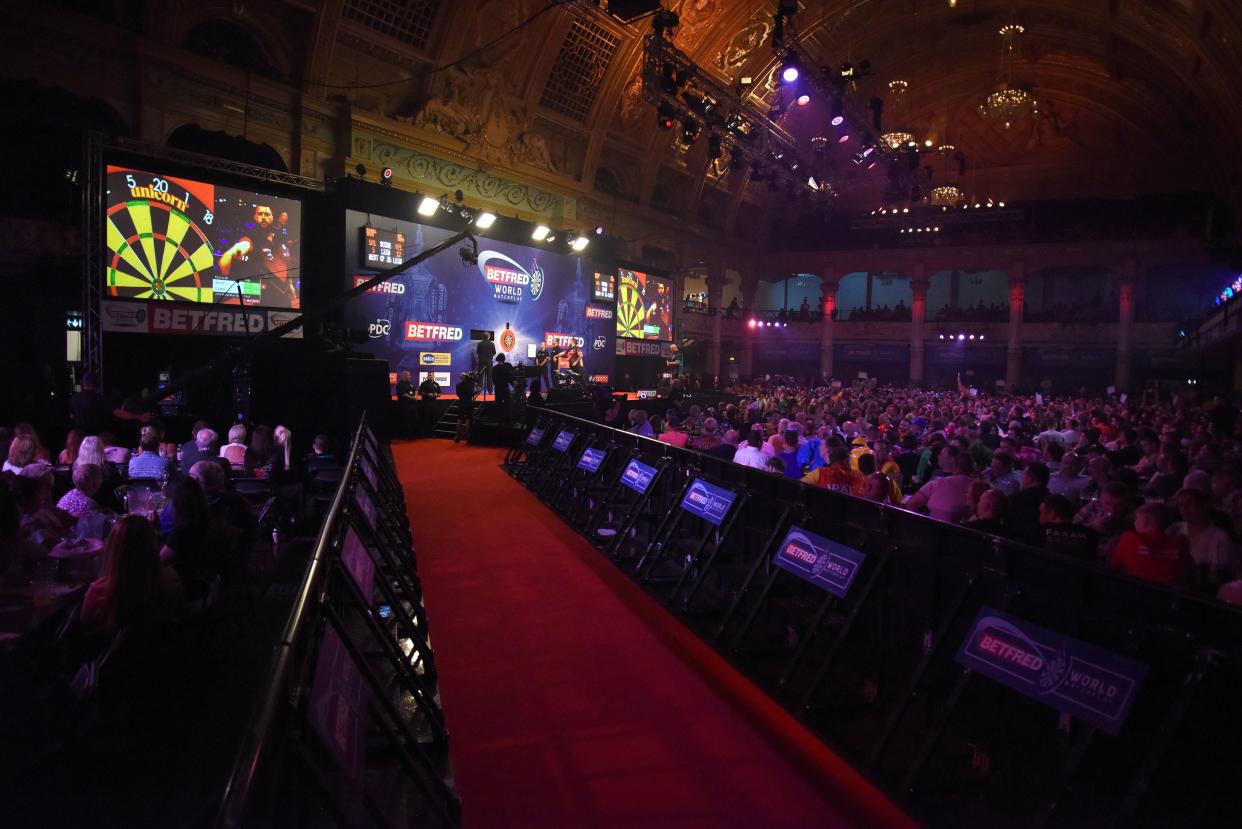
104, 165, 302, 309
592, 271, 616, 303
362, 226, 405, 267
616, 268, 673, 341
343, 211, 616, 391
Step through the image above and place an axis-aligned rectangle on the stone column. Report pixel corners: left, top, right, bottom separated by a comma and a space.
706, 261, 725, 384
740, 272, 759, 378
1006, 263, 1027, 387
1116, 259, 1137, 391
820, 273, 839, 382
909, 266, 929, 385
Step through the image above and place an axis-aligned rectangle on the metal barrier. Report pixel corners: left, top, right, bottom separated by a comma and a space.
506, 408, 1242, 828
216, 414, 460, 829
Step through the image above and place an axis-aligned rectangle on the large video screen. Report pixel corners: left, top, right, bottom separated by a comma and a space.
105, 165, 302, 309
616, 268, 673, 341
343, 211, 616, 390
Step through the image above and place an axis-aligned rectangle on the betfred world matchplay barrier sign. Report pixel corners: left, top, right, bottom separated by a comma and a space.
771, 526, 866, 599
955, 607, 1148, 735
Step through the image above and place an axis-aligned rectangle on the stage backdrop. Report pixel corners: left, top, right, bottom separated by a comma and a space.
342, 211, 616, 390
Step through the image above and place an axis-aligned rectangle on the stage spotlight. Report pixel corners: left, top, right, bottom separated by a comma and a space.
475, 212, 497, 229
381, 167, 393, 186
680, 118, 701, 144
657, 103, 675, 130
831, 99, 845, 126
595, 225, 605, 235
571, 236, 590, 252
532, 225, 550, 241
957, 333, 966, 341
979, 334, 985, 340
838, 134, 850, 143
968, 334, 975, 340
781, 56, 800, 84
417, 196, 439, 216
796, 93, 811, 107
938, 333, 945, 339
807, 176, 819, 190
748, 319, 756, 328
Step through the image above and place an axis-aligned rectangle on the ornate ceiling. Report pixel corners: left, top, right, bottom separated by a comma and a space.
16, 0, 1242, 245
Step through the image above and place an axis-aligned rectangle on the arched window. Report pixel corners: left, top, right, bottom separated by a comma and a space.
183, 19, 276, 78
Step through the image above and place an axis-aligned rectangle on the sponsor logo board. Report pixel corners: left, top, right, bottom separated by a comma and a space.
417, 371, 450, 386
955, 607, 1148, 734
772, 526, 866, 599
620, 459, 657, 494
577, 447, 606, 473
544, 332, 585, 349
679, 479, 737, 526
368, 319, 391, 338
419, 352, 451, 366
405, 321, 464, 341
552, 430, 575, 452
585, 305, 613, 319
354, 275, 406, 294
526, 427, 545, 446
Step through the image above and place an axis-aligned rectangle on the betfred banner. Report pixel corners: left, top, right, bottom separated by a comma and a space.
101, 300, 302, 338
577, 447, 606, 473
679, 478, 737, 526
552, 430, 575, 452
616, 338, 674, 357
772, 526, 866, 599
955, 607, 1148, 735
620, 459, 657, 494
526, 427, 545, 446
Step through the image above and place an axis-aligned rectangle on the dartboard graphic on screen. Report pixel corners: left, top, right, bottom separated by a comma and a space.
106, 195, 215, 302
616, 269, 673, 341
104, 166, 303, 309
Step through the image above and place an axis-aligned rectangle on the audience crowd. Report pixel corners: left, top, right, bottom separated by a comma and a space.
623, 375, 1242, 606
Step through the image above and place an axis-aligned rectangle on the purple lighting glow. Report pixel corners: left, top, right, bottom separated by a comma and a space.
782, 65, 800, 83
831, 115, 845, 126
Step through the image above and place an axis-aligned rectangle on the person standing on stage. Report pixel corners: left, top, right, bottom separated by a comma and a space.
492, 354, 514, 426
567, 345, 583, 385
417, 372, 441, 437
454, 372, 477, 444
535, 345, 553, 392
395, 370, 416, 439
476, 332, 496, 396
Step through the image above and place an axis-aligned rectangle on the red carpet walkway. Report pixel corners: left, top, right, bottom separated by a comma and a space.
395, 440, 915, 829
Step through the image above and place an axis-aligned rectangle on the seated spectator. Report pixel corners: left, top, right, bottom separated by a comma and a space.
965, 479, 992, 521
905, 451, 975, 523
802, 445, 864, 495
627, 409, 654, 438
1039, 494, 1099, 560
3, 434, 38, 474
245, 424, 275, 474
658, 413, 690, 448
13, 466, 70, 549
305, 435, 340, 477
81, 515, 183, 632
1048, 451, 1088, 500
776, 429, 802, 478
58, 429, 84, 466
179, 420, 210, 460
182, 428, 228, 475
128, 430, 172, 480
765, 456, 788, 476
190, 460, 257, 553
220, 424, 249, 468
1109, 502, 1191, 587
733, 431, 769, 470
1170, 488, 1237, 589
99, 432, 131, 466
1076, 481, 1133, 558
1007, 462, 1051, 543
159, 476, 215, 599
57, 462, 105, 519
690, 418, 721, 452
965, 489, 1010, 537
13, 423, 51, 462
273, 425, 294, 473
985, 451, 1022, 496
705, 428, 738, 461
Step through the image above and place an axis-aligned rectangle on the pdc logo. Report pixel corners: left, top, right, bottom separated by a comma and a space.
368, 319, 391, 338
592, 336, 607, 351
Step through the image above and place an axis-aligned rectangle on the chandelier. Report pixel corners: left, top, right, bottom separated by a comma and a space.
930, 184, 964, 207
979, 23, 1034, 128
879, 79, 918, 150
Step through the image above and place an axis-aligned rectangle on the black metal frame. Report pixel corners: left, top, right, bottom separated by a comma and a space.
215, 414, 460, 828
506, 408, 1242, 828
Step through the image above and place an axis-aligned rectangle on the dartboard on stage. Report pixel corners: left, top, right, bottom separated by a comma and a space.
616, 272, 650, 339
106, 198, 215, 302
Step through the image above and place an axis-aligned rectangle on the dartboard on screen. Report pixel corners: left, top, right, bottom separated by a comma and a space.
615, 269, 673, 341
616, 274, 648, 338
106, 198, 214, 302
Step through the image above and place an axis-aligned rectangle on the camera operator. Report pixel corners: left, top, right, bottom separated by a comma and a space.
454, 371, 477, 444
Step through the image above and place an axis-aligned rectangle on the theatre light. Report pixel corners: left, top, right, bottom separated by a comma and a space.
796, 93, 811, 107
475, 212, 497, 229
532, 225, 550, 241
417, 196, 439, 216
571, 236, 590, 252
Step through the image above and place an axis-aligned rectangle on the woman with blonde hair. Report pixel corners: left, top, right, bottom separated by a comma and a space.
3, 434, 38, 474
220, 423, 248, 468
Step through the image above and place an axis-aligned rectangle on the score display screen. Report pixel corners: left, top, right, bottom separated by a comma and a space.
104, 165, 302, 309
616, 268, 673, 341
592, 271, 616, 303
363, 227, 405, 267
